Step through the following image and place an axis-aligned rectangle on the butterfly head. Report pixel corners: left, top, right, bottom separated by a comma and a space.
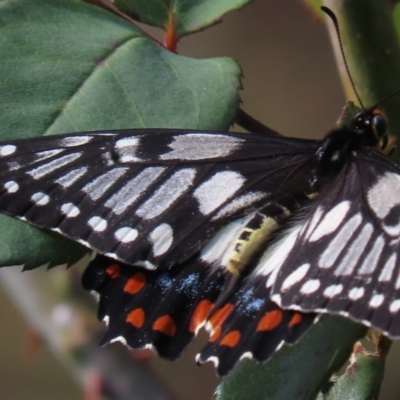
351, 108, 388, 151
311, 107, 389, 189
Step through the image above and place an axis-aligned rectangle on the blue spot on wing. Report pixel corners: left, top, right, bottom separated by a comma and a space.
236, 288, 265, 315
176, 273, 200, 298
155, 273, 174, 293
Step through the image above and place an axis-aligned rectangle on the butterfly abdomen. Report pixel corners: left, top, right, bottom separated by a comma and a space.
227, 193, 311, 276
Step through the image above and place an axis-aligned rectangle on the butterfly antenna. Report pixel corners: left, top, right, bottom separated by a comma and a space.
321, 6, 366, 111
372, 87, 400, 109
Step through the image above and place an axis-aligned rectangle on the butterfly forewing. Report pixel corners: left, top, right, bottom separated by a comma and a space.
264, 148, 400, 338
0, 129, 318, 268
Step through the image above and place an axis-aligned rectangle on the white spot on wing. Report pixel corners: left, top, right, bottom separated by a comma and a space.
212, 191, 268, 220
82, 167, 128, 201
136, 168, 196, 219
160, 133, 243, 160
201, 215, 252, 265
390, 299, 400, 313
135, 260, 156, 270
358, 236, 385, 275
199, 355, 219, 368
300, 279, 320, 294
102, 151, 115, 167
378, 253, 397, 282
115, 227, 138, 243
104, 252, 118, 260
383, 223, 400, 236
110, 336, 127, 346
7, 161, 20, 171
367, 172, 400, 219
55, 167, 88, 188
35, 149, 64, 161
61, 203, 80, 218
348, 287, 365, 301
266, 266, 281, 287
368, 172, 400, 237
256, 223, 302, 278
58, 136, 92, 147
194, 171, 245, 215
395, 268, 400, 290
308, 201, 350, 242
105, 167, 166, 215
323, 284, 343, 298
0, 144, 16, 156
369, 294, 384, 308
77, 239, 91, 248
115, 137, 139, 148
31, 192, 50, 206
305, 206, 324, 238
281, 263, 310, 291
271, 294, 281, 304
239, 351, 254, 361
114, 136, 142, 162
96, 133, 115, 137
27, 153, 82, 179
150, 223, 174, 256
318, 213, 362, 269
88, 216, 107, 232
334, 223, 373, 276
4, 181, 19, 193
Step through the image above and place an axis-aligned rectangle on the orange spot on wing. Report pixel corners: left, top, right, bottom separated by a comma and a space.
106, 264, 120, 278
209, 326, 222, 342
220, 330, 241, 347
288, 312, 302, 327
124, 272, 146, 294
208, 303, 234, 330
189, 299, 214, 333
257, 309, 283, 331
153, 315, 177, 337
126, 308, 145, 328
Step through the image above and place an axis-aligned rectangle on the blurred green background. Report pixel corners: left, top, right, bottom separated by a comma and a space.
1, 0, 400, 399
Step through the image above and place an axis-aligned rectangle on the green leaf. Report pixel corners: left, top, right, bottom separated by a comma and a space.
0, 215, 87, 269
216, 316, 366, 400
47, 39, 241, 133
0, 0, 242, 268
319, 336, 391, 400
394, 3, 400, 38
113, 0, 253, 37
323, 1, 400, 148
1, 0, 142, 140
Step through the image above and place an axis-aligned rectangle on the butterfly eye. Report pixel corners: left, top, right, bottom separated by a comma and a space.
372, 114, 387, 138
354, 112, 364, 123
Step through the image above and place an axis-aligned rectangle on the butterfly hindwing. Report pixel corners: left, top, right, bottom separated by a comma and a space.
0, 129, 318, 269
83, 254, 316, 375
82, 254, 227, 359
197, 278, 316, 376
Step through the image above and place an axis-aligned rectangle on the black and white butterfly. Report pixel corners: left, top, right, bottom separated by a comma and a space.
0, 101, 398, 375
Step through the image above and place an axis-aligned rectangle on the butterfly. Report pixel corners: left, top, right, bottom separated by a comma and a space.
0, 100, 398, 375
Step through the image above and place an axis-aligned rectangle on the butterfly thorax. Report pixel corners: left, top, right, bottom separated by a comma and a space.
311, 109, 388, 188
